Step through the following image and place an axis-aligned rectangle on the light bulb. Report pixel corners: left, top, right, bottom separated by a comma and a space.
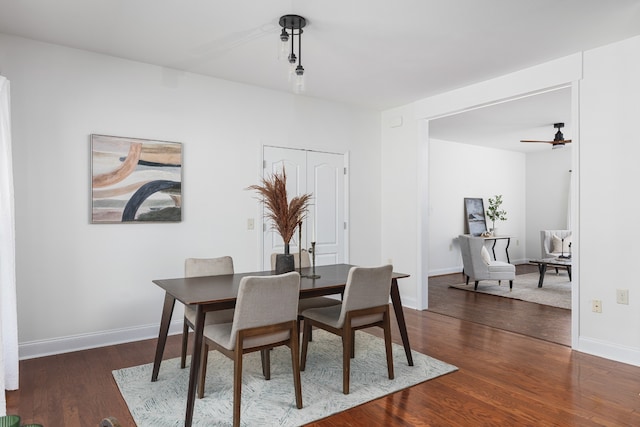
294, 65, 305, 93
288, 55, 297, 81
278, 28, 289, 60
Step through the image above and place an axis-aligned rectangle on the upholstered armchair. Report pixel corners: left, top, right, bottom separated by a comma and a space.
458, 234, 515, 290
540, 230, 572, 258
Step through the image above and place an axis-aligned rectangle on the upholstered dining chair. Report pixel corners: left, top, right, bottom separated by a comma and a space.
458, 234, 515, 290
300, 264, 394, 394
270, 248, 312, 270
181, 256, 235, 369
271, 249, 342, 338
198, 272, 303, 427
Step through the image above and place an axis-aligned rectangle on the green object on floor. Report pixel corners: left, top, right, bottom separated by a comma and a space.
0, 415, 20, 427
22, 424, 44, 427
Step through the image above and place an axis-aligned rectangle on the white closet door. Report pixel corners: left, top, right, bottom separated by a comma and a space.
262, 147, 307, 269
262, 146, 346, 270
307, 151, 345, 266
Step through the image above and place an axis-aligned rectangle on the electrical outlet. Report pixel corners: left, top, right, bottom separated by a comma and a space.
592, 299, 602, 313
247, 218, 254, 230
616, 289, 629, 305
449, 243, 453, 251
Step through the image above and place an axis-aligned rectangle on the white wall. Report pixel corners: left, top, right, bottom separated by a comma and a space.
380, 105, 423, 309
525, 147, 573, 257
428, 139, 526, 276
383, 38, 640, 366
0, 33, 383, 358
578, 35, 640, 364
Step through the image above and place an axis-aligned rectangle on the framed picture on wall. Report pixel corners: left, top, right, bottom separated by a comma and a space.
90, 134, 182, 223
464, 197, 487, 236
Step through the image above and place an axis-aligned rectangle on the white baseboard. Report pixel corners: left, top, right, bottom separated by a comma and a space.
577, 336, 640, 367
19, 320, 184, 360
399, 296, 418, 310
428, 267, 462, 276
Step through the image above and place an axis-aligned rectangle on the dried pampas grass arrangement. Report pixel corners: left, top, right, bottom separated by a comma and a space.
247, 170, 312, 247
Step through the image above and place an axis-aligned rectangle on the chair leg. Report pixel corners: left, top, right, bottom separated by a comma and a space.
465, 275, 469, 286
509, 280, 513, 291
351, 330, 355, 358
474, 281, 479, 290
180, 319, 189, 369
261, 349, 271, 380
289, 323, 303, 409
300, 319, 312, 371
343, 324, 352, 394
233, 346, 243, 427
299, 318, 314, 341
197, 343, 209, 399
383, 310, 395, 380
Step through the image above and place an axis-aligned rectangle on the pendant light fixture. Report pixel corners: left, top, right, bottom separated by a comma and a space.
279, 14, 306, 93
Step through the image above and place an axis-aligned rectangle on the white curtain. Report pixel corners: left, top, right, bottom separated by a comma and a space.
0, 76, 18, 415
566, 169, 572, 230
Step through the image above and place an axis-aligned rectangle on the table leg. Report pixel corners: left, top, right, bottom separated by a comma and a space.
567, 266, 572, 281
390, 278, 413, 366
491, 240, 497, 260
505, 238, 511, 263
537, 263, 547, 288
152, 292, 176, 382
185, 305, 205, 427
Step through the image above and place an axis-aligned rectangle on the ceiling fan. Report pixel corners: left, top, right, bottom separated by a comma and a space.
521, 122, 572, 148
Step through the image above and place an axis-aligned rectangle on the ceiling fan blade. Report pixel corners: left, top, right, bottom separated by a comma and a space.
521, 124, 572, 146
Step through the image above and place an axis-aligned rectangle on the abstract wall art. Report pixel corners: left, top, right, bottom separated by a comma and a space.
91, 134, 182, 223
464, 197, 487, 236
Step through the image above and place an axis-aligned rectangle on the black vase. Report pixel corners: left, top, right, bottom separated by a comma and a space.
275, 243, 295, 274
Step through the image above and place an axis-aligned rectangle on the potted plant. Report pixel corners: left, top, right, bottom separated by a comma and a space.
247, 169, 312, 273
486, 194, 507, 236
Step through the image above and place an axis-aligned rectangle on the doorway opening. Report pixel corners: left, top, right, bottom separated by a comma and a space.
424, 86, 576, 346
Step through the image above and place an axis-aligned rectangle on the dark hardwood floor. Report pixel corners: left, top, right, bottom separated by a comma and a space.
8, 271, 638, 426
427, 264, 571, 346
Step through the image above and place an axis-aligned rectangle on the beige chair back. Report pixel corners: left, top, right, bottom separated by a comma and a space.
270, 249, 311, 270
227, 272, 300, 350
185, 256, 234, 277
338, 265, 393, 327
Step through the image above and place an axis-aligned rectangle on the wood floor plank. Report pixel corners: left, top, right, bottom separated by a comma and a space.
6, 270, 640, 426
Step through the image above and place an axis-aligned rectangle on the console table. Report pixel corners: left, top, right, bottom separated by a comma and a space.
460, 234, 513, 263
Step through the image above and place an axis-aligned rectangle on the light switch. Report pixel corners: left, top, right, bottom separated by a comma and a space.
247, 218, 254, 230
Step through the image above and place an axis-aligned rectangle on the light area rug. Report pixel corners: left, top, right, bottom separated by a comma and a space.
450, 271, 571, 309
113, 329, 457, 427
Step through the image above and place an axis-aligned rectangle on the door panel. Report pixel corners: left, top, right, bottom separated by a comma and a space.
263, 147, 307, 269
262, 147, 345, 270
308, 152, 344, 266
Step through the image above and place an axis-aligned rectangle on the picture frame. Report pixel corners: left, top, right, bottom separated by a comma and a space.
464, 197, 487, 236
91, 134, 182, 223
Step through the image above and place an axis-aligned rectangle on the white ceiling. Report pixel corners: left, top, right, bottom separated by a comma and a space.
429, 87, 572, 152
0, 0, 639, 150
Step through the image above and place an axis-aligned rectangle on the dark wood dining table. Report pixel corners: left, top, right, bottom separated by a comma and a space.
150, 263, 412, 427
